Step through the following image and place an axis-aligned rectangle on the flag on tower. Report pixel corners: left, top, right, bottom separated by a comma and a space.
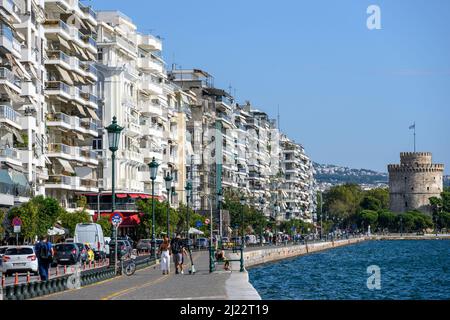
409, 123, 416, 130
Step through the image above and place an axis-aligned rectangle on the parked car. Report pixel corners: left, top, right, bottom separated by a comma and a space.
231, 237, 242, 245
108, 240, 132, 260
137, 239, 152, 252
2, 246, 38, 275
195, 238, 209, 249
53, 243, 81, 265
74, 223, 106, 260
0, 246, 10, 267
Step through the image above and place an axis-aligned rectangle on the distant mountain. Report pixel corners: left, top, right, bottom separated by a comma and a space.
313, 162, 388, 191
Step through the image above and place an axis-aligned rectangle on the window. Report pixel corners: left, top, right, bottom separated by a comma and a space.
92, 139, 102, 150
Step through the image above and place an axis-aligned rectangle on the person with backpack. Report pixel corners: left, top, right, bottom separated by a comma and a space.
170, 234, 187, 274
35, 236, 54, 281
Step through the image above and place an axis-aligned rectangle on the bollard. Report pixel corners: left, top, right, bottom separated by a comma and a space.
83, 262, 86, 270
56, 266, 59, 277
89, 261, 92, 269
94, 261, 96, 269
14, 273, 19, 285
1, 274, 5, 288
64, 265, 67, 275
26, 272, 31, 284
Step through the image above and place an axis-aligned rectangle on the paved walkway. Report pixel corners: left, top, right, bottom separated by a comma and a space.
36, 251, 246, 300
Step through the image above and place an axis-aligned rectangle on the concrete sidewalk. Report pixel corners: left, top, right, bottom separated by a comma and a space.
36, 250, 259, 300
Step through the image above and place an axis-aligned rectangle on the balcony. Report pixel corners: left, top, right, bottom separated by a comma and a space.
136, 33, 162, 51
45, 175, 98, 192
45, 81, 71, 101
44, 0, 71, 13
80, 62, 97, 82
121, 150, 144, 165
0, 105, 21, 130
140, 75, 163, 95
137, 57, 163, 73
0, 0, 20, 23
125, 121, 141, 137
0, 67, 21, 94
0, 147, 21, 166
80, 4, 97, 26
79, 91, 98, 109
100, 35, 136, 57
141, 123, 163, 139
44, 20, 71, 40
47, 113, 98, 137
141, 101, 162, 116
216, 112, 234, 128
0, 24, 21, 58
48, 143, 98, 165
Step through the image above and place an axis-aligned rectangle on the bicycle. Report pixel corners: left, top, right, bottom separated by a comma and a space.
118, 249, 137, 276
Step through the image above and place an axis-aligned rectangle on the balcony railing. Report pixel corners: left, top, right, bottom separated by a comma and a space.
46, 81, 71, 95
47, 50, 70, 64
0, 67, 18, 84
80, 4, 97, 19
48, 143, 97, 161
0, 147, 19, 159
0, 105, 19, 122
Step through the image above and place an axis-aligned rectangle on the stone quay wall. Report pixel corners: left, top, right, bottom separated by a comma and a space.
243, 237, 367, 268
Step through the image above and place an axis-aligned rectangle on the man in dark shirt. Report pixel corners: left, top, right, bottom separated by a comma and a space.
34, 236, 53, 281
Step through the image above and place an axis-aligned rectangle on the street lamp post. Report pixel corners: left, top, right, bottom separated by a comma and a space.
185, 181, 192, 239
319, 191, 323, 240
239, 197, 246, 272
106, 116, 123, 267
148, 157, 159, 259
400, 216, 403, 236
164, 172, 173, 238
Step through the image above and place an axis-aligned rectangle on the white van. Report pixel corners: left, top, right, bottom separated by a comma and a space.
74, 223, 106, 260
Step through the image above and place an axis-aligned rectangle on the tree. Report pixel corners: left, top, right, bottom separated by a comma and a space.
359, 210, 379, 230
0, 209, 6, 239
96, 217, 112, 238
378, 210, 396, 231
7, 196, 64, 241
365, 188, 389, 210
59, 210, 91, 236
323, 184, 363, 221
360, 196, 382, 211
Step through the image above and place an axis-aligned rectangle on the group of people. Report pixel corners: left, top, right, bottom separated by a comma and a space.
158, 233, 191, 275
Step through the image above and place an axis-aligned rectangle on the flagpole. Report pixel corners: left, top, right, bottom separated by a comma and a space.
414, 122, 416, 152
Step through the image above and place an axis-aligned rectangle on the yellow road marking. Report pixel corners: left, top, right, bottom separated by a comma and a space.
100, 251, 202, 301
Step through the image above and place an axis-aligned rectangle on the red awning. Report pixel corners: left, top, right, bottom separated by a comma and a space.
121, 215, 141, 226
139, 194, 151, 199
129, 194, 140, 199
116, 194, 128, 198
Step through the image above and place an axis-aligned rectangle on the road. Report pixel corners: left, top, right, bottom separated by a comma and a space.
36, 251, 233, 300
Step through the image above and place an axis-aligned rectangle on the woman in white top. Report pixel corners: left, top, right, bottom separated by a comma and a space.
158, 236, 171, 275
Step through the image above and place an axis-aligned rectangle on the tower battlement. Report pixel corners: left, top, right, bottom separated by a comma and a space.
388, 152, 444, 214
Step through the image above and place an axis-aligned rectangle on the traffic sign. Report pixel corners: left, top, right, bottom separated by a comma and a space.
12, 217, 22, 226
205, 219, 210, 225
110, 212, 123, 226
14, 226, 21, 233
196, 221, 203, 228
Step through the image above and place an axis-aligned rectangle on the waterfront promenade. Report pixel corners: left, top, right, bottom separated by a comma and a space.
29, 234, 448, 300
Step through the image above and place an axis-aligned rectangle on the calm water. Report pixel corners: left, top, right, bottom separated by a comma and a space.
248, 240, 450, 300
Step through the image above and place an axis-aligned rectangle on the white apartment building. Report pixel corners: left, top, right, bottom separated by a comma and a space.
281, 135, 315, 222
43, 0, 99, 210
0, 0, 47, 208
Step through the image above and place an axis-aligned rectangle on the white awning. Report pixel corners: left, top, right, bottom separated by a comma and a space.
75, 103, 87, 116
76, 133, 85, 141
87, 108, 100, 121
57, 158, 75, 174
57, 35, 71, 51
186, 142, 194, 156
55, 65, 74, 85
188, 228, 204, 235
12, 128, 24, 143
6, 53, 31, 80
85, 49, 96, 61
48, 227, 65, 236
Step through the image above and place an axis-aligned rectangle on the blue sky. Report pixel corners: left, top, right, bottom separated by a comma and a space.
88, 0, 450, 173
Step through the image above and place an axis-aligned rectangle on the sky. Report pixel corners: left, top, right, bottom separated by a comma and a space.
88, 0, 450, 173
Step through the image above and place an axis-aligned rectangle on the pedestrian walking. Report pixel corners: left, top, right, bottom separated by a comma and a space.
158, 236, 170, 275
34, 236, 54, 281
170, 234, 185, 274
